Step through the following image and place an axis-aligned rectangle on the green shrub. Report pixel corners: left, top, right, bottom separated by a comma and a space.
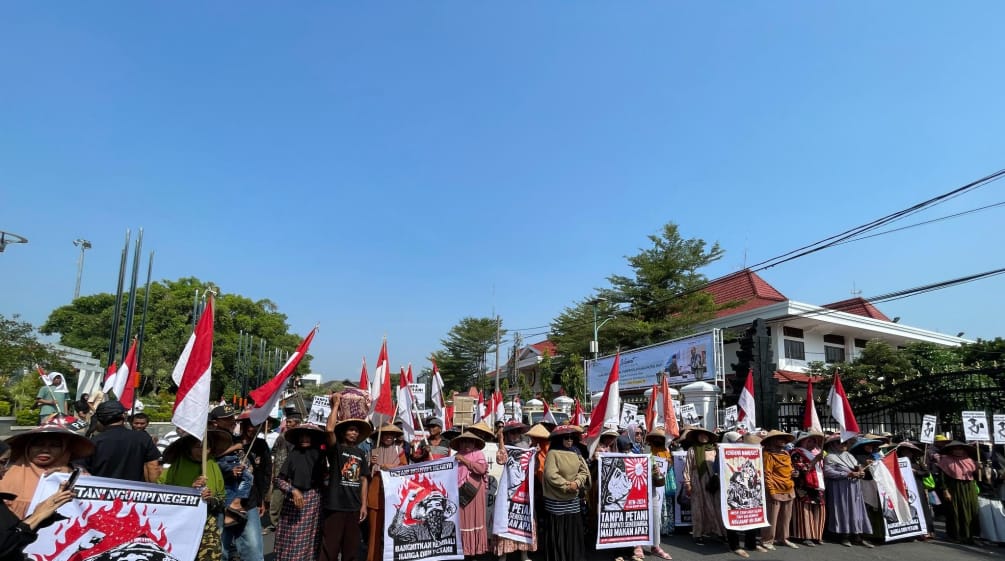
16, 408, 38, 426
0, 401, 11, 416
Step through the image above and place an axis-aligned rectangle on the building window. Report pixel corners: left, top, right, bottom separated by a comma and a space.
825, 346, 846, 363
824, 334, 846, 345
784, 339, 805, 360
783, 326, 804, 338
854, 338, 868, 349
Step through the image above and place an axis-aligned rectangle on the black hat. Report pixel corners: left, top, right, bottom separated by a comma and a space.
283, 406, 302, 421
209, 404, 236, 420
424, 416, 443, 429
95, 401, 127, 424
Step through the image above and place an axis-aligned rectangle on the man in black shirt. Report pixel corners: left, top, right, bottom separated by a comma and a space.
319, 392, 370, 561
84, 401, 161, 482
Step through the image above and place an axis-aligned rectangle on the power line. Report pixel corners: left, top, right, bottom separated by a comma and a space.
832, 200, 1005, 246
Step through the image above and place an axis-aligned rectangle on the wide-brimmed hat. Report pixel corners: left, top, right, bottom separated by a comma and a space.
163, 429, 233, 464
896, 442, 923, 456
761, 430, 795, 447
646, 428, 667, 442
549, 425, 583, 440
794, 431, 826, 447
449, 431, 486, 451
467, 421, 496, 441
502, 421, 529, 434
375, 423, 404, 436
334, 418, 373, 440
7, 424, 95, 462
682, 425, 717, 444
942, 441, 977, 458
526, 423, 551, 440
442, 427, 462, 440
284, 423, 327, 445
742, 433, 763, 445
849, 438, 882, 453
600, 427, 620, 439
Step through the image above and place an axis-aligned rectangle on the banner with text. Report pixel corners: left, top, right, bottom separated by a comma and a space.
596, 453, 652, 549
492, 446, 536, 543
962, 411, 990, 441
994, 414, 1005, 445
587, 331, 718, 392
26, 473, 207, 561
919, 414, 937, 444
882, 457, 928, 541
308, 395, 332, 426
718, 443, 769, 531
382, 458, 463, 561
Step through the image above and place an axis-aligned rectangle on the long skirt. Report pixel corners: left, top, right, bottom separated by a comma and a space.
790, 500, 825, 541
274, 488, 322, 561
825, 478, 871, 535
542, 511, 584, 561
460, 485, 489, 556
690, 473, 726, 538
945, 477, 978, 541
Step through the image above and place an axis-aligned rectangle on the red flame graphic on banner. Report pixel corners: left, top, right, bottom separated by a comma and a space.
395, 473, 450, 525
35, 498, 172, 561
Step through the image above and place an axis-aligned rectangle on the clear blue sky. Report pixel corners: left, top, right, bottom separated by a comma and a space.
3, 3, 1003, 382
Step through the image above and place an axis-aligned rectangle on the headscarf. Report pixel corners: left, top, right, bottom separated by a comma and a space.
280, 446, 326, 491
763, 450, 794, 495
0, 442, 74, 518
693, 442, 716, 477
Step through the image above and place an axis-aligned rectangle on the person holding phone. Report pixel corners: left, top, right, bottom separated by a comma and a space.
0, 425, 94, 518
0, 439, 76, 561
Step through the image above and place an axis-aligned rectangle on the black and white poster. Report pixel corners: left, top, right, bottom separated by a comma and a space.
382, 458, 463, 561
962, 411, 990, 442
993, 414, 1005, 445
492, 446, 535, 543
919, 414, 937, 445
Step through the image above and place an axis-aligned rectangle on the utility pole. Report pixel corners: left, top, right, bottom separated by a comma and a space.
72, 239, 92, 300
494, 315, 501, 393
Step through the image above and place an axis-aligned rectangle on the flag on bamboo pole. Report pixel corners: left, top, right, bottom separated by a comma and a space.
586, 352, 620, 454
358, 356, 369, 392
430, 359, 446, 422
644, 383, 658, 432
802, 379, 822, 432
572, 398, 586, 426
370, 339, 389, 415
104, 337, 138, 407
397, 366, 416, 442
171, 294, 214, 440
248, 325, 318, 426
828, 372, 860, 442
493, 390, 505, 424
541, 400, 558, 426
737, 369, 756, 430
659, 375, 680, 439
372, 345, 395, 427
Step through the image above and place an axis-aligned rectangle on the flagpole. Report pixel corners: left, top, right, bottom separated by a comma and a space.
107, 229, 130, 367
202, 427, 209, 476
120, 229, 143, 365
135, 251, 154, 390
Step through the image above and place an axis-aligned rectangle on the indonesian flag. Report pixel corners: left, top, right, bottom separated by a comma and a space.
511, 396, 523, 424
474, 391, 485, 423
586, 352, 620, 454
876, 451, 913, 523
828, 373, 860, 442
737, 368, 756, 430
248, 326, 318, 426
104, 338, 138, 407
644, 383, 658, 433
659, 375, 680, 439
802, 379, 822, 432
358, 357, 369, 392
171, 295, 214, 440
572, 398, 586, 426
398, 366, 416, 442
372, 346, 395, 427
541, 400, 558, 425
370, 339, 389, 414
430, 359, 446, 422
493, 390, 505, 424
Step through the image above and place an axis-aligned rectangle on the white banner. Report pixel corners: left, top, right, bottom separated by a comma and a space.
587, 331, 717, 392
719, 443, 769, 531
962, 411, 990, 441
919, 414, 937, 444
596, 454, 652, 549
25, 473, 207, 561
671, 451, 690, 527
383, 458, 463, 561
620, 403, 638, 429
410, 384, 427, 408
993, 414, 1005, 445
882, 457, 928, 541
679, 404, 699, 426
492, 446, 536, 543
308, 395, 332, 425
723, 406, 738, 428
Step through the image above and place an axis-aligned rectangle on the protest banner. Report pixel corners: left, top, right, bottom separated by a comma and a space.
492, 446, 536, 543
962, 411, 990, 441
620, 403, 638, 429
382, 458, 463, 561
993, 414, 1005, 445
671, 451, 691, 527
919, 414, 937, 444
25, 473, 207, 561
596, 453, 651, 549
308, 395, 332, 425
723, 405, 738, 429
718, 443, 769, 531
410, 383, 426, 408
882, 457, 927, 541
679, 404, 699, 426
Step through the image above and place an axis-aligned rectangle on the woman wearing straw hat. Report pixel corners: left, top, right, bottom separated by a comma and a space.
759, 430, 798, 550
896, 442, 935, 541
0, 424, 95, 519
367, 424, 407, 561
789, 431, 826, 546
494, 422, 535, 561
681, 426, 726, 546
274, 424, 327, 561
452, 430, 490, 559
823, 436, 873, 547
938, 440, 979, 544
542, 425, 589, 561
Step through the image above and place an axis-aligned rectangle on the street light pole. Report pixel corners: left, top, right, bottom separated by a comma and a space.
587, 297, 608, 402
72, 239, 92, 300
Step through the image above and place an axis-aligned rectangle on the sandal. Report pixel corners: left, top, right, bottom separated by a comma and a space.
224, 507, 247, 527
650, 548, 672, 560
631, 546, 645, 561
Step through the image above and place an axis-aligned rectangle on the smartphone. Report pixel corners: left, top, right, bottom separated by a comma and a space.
63, 468, 81, 492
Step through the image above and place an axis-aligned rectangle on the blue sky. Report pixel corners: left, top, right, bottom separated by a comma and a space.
2, 3, 1003, 382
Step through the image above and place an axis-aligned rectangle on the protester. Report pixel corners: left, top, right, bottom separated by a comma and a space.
682, 426, 726, 546
896, 442, 935, 540
73, 393, 92, 423
367, 424, 407, 561
823, 436, 873, 547
0, 424, 93, 518
452, 431, 489, 559
129, 412, 158, 443
320, 393, 370, 561
938, 440, 979, 544
492, 422, 536, 561
724, 432, 767, 559
219, 415, 272, 561
34, 374, 70, 425
268, 407, 302, 531
645, 428, 673, 559
759, 430, 798, 549
0, 453, 73, 561
85, 401, 161, 482
412, 417, 451, 462
789, 431, 826, 546
542, 425, 590, 561
160, 430, 231, 561
273, 423, 327, 561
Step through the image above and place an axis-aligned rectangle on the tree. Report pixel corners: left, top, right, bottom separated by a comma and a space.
434, 317, 504, 393
0, 314, 73, 418
551, 223, 728, 360
558, 351, 585, 402
538, 351, 555, 403
40, 277, 311, 402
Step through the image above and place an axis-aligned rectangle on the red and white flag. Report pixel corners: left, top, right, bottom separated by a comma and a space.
358, 356, 369, 392
659, 375, 680, 440
737, 369, 756, 430
474, 391, 485, 423
828, 373, 860, 442
493, 390, 505, 424
370, 339, 389, 414
397, 366, 416, 442
430, 359, 446, 422
572, 398, 587, 426
104, 338, 138, 407
171, 295, 215, 440
371, 345, 395, 427
541, 400, 558, 426
802, 379, 822, 432
644, 383, 658, 433
877, 451, 913, 522
586, 352, 620, 454
248, 326, 318, 426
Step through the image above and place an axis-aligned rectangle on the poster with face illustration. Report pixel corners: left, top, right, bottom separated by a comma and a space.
491, 446, 536, 543
382, 458, 463, 561
919, 414, 937, 444
596, 453, 651, 549
718, 443, 769, 531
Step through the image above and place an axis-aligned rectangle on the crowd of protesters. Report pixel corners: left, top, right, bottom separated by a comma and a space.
2, 392, 1005, 561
